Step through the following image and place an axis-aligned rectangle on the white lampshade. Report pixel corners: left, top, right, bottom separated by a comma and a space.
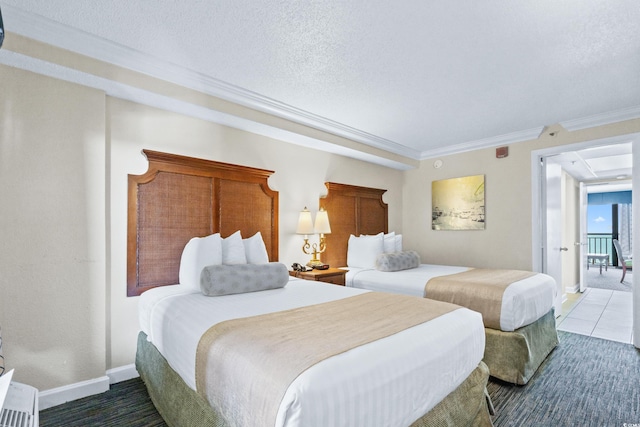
314, 208, 331, 234
296, 208, 314, 235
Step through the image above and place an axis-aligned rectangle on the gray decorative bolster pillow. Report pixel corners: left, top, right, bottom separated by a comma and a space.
200, 262, 289, 296
375, 251, 421, 272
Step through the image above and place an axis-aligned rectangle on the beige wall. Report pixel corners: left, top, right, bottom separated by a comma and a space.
0, 64, 106, 389
404, 142, 538, 269
403, 121, 640, 271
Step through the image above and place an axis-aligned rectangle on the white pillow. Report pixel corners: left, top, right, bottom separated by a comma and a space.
395, 234, 403, 252
383, 232, 396, 253
179, 233, 223, 291
222, 230, 247, 265
243, 231, 269, 264
347, 233, 384, 269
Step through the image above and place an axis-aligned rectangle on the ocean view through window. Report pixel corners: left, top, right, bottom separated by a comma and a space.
587, 204, 614, 264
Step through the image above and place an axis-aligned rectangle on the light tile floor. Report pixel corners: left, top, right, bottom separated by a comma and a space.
557, 288, 634, 344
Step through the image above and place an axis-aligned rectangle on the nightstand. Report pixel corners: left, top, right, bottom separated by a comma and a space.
289, 268, 347, 286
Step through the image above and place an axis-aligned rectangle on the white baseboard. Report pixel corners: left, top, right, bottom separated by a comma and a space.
39, 364, 140, 410
106, 364, 139, 384
565, 283, 580, 293
39, 376, 109, 410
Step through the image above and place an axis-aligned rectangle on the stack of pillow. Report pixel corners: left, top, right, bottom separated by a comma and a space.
346, 232, 401, 269
347, 232, 420, 272
179, 231, 288, 296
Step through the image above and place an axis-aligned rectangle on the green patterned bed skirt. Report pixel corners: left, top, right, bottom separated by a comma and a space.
136, 331, 494, 426
483, 309, 559, 385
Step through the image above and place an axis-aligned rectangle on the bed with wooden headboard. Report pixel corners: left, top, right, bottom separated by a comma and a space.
127, 149, 279, 297
320, 181, 559, 385
129, 153, 493, 427
319, 182, 388, 268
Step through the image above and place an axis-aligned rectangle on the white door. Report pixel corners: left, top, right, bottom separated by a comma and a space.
543, 159, 564, 314
578, 182, 589, 292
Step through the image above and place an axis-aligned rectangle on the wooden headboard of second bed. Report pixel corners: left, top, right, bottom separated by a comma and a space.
319, 182, 388, 268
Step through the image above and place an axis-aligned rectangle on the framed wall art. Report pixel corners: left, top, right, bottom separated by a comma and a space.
432, 174, 485, 230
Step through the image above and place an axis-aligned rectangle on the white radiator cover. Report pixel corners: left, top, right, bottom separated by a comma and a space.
0, 382, 38, 427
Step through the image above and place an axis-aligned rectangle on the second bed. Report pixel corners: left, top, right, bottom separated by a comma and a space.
345, 261, 558, 384
320, 182, 559, 385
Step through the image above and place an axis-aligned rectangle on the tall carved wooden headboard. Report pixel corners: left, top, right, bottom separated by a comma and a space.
127, 150, 279, 296
319, 182, 388, 268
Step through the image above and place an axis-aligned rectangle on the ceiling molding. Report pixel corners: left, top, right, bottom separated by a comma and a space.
4, 4, 638, 167
419, 127, 545, 160
0, 46, 415, 171
420, 104, 640, 160
3, 4, 420, 162
560, 105, 640, 132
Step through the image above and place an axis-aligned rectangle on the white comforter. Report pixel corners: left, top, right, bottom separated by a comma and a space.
139, 277, 485, 427
345, 264, 556, 332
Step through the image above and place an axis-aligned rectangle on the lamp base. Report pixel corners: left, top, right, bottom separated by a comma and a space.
306, 259, 326, 268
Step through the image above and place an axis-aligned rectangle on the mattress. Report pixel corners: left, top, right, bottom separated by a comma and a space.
139, 277, 486, 427
345, 264, 556, 331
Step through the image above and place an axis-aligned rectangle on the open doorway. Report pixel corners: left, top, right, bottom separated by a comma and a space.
547, 142, 633, 294
532, 134, 637, 345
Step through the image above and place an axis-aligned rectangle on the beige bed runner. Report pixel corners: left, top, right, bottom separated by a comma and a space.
425, 268, 535, 330
195, 292, 459, 427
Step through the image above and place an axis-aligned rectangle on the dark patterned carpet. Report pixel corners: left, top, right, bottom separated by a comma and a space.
40, 332, 639, 427
487, 331, 640, 427
39, 378, 166, 427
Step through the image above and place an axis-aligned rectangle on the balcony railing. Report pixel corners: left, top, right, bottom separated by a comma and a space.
587, 233, 617, 266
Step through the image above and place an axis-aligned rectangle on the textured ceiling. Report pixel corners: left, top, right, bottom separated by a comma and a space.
549, 142, 633, 192
2, 1, 640, 161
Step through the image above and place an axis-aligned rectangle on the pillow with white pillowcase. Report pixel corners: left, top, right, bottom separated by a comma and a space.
347, 233, 384, 269
222, 230, 247, 265
364, 232, 396, 253
383, 232, 396, 253
395, 234, 403, 252
243, 231, 269, 264
367, 231, 402, 253
179, 233, 223, 291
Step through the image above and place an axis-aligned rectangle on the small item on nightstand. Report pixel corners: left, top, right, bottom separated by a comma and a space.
314, 264, 330, 270
292, 263, 310, 272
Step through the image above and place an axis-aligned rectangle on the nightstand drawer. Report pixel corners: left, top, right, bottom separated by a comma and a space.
290, 268, 347, 286
320, 274, 345, 286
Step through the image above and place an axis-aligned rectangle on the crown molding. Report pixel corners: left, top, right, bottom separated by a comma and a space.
3, 4, 419, 163
419, 127, 545, 160
419, 104, 640, 161
5, 4, 638, 166
560, 105, 640, 132
0, 46, 416, 171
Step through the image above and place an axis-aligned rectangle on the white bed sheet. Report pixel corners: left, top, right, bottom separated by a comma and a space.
139, 277, 485, 427
345, 264, 556, 332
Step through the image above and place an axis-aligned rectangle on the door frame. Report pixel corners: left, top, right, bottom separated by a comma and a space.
541, 159, 564, 312
531, 133, 639, 274
578, 182, 588, 292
